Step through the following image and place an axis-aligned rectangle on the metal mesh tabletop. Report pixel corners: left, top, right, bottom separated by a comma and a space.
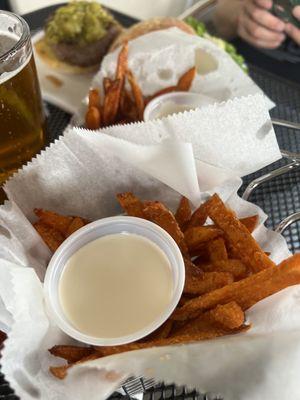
241, 66, 300, 253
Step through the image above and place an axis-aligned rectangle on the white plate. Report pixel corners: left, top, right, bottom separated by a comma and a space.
31, 31, 95, 115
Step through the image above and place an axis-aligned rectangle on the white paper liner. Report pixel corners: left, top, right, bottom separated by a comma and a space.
91, 28, 275, 109
0, 133, 234, 272
0, 228, 295, 400
76, 93, 281, 177
0, 91, 295, 400
0, 260, 15, 332
0, 200, 50, 280
0, 94, 281, 272
0, 263, 128, 400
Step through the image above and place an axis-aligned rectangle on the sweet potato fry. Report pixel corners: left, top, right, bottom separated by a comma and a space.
85, 106, 101, 130
173, 254, 300, 321
33, 221, 64, 252
206, 194, 274, 273
0, 330, 7, 348
184, 257, 203, 276
116, 118, 130, 125
146, 319, 174, 341
116, 192, 145, 218
66, 217, 87, 237
145, 86, 178, 104
145, 66, 196, 104
209, 215, 259, 233
103, 77, 112, 94
184, 257, 202, 293
143, 201, 188, 254
209, 302, 245, 330
175, 197, 191, 230
51, 325, 249, 380
52, 323, 248, 380
201, 259, 247, 280
177, 67, 196, 91
94, 327, 246, 359
239, 215, 259, 233
192, 247, 211, 264
228, 249, 268, 264
178, 294, 194, 307
171, 315, 223, 337
34, 208, 73, 235
50, 365, 69, 380
172, 306, 247, 336
88, 89, 101, 109
184, 226, 223, 251
184, 271, 234, 295
119, 89, 137, 122
105, 43, 128, 126
50, 353, 100, 379
216, 259, 247, 279
49, 345, 95, 364
185, 202, 208, 230
103, 79, 122, 126
116, 42, 128, 81
208, 237, 228, 262
127, 69, 144, 120
120, 88, 133, 113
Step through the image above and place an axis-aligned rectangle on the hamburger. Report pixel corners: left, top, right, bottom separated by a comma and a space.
35, 1, 122, 74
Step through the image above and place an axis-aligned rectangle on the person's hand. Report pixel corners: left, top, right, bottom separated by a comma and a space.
237, 0, 286, 49
285, 6, 300, 45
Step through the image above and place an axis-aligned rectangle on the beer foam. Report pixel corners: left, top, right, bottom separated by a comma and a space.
0, 32, 31, 85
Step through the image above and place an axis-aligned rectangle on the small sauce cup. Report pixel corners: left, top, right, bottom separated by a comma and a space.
44, 216, 185, 346
144, 91, 217, 121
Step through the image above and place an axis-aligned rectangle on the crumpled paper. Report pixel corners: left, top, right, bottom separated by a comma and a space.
77, 93, 281, 177
3, 262, 300, 400
0, 260, 128, 400
0, 195, 293, 400
91, 28, 275, 108
0, 93, 280, 272
0, 93, 293, 400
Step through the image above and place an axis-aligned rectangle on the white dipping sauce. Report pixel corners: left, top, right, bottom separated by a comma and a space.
157, 102, 195, 119
59, 233, 173, 338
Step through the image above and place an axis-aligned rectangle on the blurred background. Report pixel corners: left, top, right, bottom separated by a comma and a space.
1, 0, 205, 18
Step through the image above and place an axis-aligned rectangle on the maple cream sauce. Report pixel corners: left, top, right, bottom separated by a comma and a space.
59, 233, 173, 338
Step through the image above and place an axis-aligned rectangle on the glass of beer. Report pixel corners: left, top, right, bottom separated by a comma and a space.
0, 11, 46, 186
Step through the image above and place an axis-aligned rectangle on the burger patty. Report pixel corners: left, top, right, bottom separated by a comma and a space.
50, 24, 122, 67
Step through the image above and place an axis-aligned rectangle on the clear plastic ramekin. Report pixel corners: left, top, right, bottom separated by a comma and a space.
143, 91, 217, 121
44, 216, 185, 346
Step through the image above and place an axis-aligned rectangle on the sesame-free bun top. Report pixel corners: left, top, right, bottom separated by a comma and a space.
109, 17, 196, 52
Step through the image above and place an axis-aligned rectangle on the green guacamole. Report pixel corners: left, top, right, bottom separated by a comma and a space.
45, 1, 115, 46
186, 17, 249, 74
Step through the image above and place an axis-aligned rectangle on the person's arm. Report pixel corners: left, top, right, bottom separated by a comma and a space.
213, 0, 242, 39
285, 6, 300, 44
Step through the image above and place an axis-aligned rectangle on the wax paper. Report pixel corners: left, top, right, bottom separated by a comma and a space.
0, 83, 294, 400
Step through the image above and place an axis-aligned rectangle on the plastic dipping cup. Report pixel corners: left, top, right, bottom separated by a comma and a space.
44, 216, 185, 346
143, 91, 218, 121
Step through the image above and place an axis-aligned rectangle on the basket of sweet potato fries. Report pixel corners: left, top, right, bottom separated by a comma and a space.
85, 42, 197, 129
31, 191, 300, 380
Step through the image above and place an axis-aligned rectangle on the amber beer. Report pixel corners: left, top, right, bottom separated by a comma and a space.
0, 12, 46, 186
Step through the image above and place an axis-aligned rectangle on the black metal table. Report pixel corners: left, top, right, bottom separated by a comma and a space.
1, 4, 300, 400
